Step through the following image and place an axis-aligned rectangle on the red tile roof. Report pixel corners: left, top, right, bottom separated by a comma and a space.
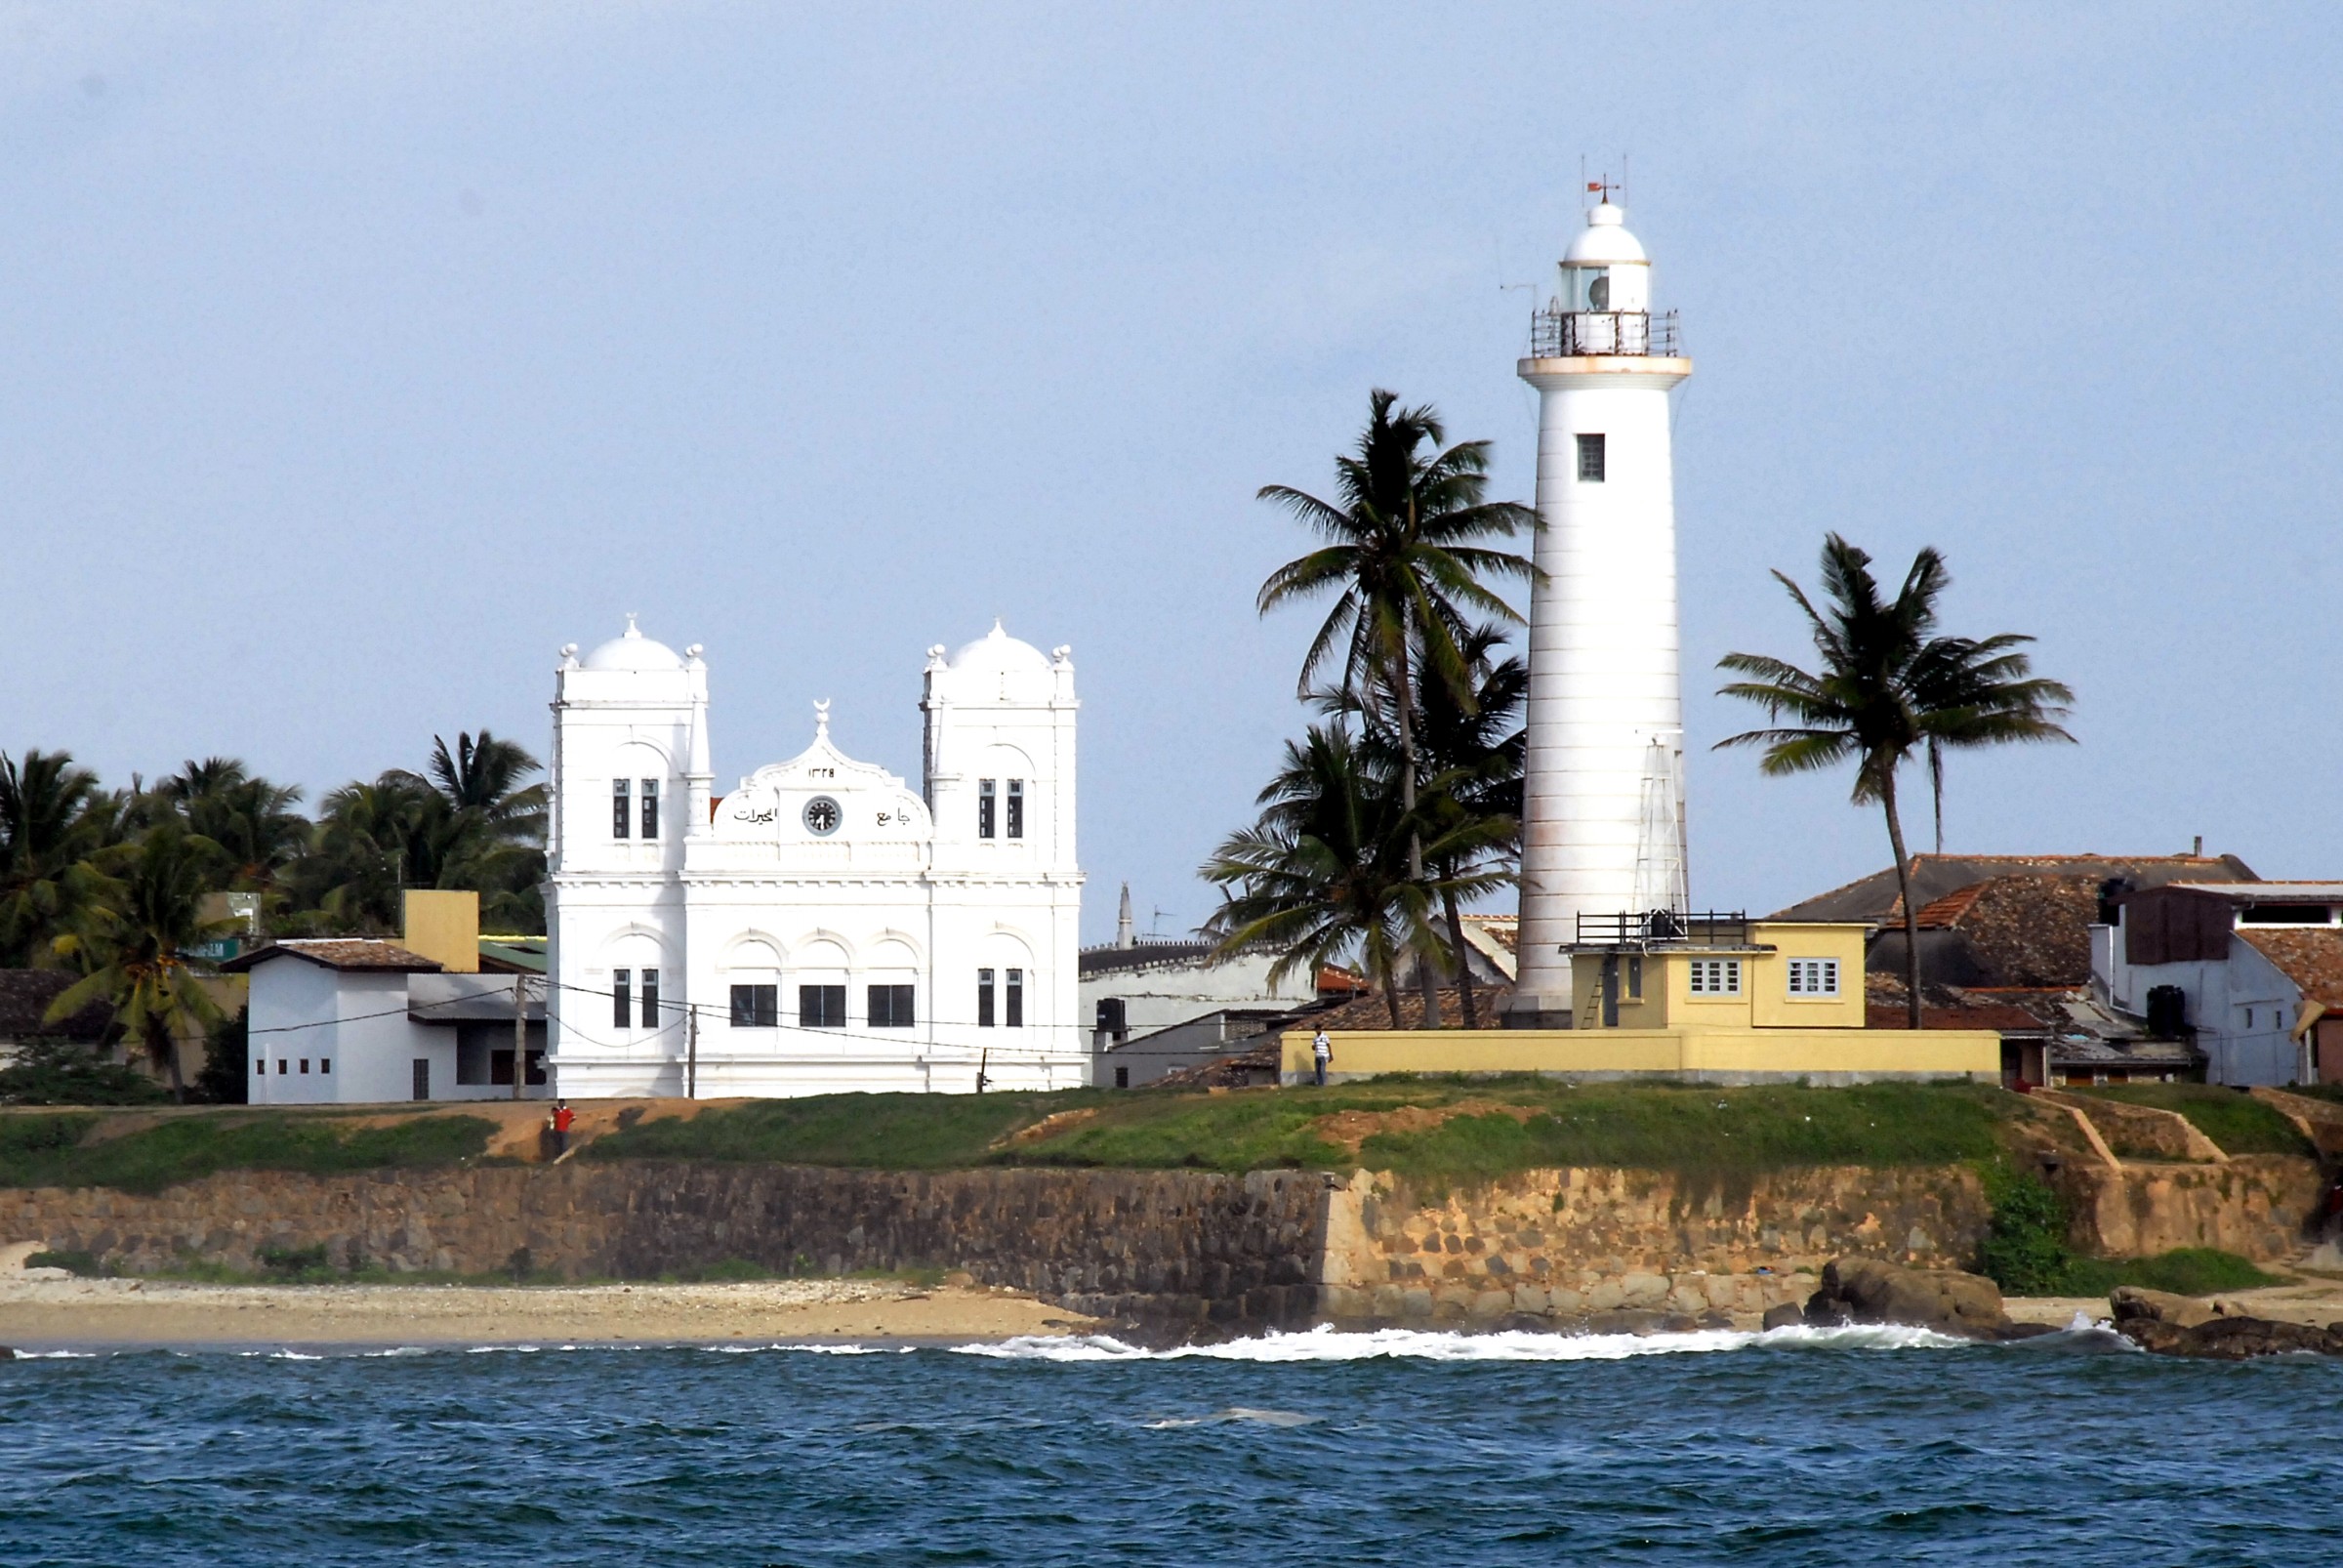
1309, 985, 1513, 1031
2238, 928, 2343, 1011
1777, 853, 2255, 924
224, 939, 443, 974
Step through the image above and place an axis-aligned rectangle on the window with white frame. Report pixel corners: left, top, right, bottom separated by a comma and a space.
1786, 958, 1840, 998
1688, 958, 1743, 996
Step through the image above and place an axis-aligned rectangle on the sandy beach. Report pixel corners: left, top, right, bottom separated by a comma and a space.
2004, 1275, 2343, 1331
0, 1275, 1098, 1350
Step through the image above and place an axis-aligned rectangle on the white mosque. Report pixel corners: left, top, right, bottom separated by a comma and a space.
543, 617, 1086, 1097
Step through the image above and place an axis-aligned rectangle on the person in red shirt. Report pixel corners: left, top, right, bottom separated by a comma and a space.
550, 1099, 577, 1157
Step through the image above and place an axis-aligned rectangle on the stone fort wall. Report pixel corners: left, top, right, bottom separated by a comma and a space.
0, 1156, 2320, 1332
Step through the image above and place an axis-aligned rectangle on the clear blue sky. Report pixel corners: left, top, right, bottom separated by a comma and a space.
3, 3, 2338, 941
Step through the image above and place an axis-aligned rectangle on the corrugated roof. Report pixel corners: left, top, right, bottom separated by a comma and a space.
1078, 940, 1217, 979
2171, 882, 2343, 901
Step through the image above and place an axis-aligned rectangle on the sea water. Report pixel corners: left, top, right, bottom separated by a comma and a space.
5, 1321, 2340, 1565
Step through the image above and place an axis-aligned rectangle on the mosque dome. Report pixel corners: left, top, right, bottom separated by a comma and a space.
1562, 202, 1649, 268
948, 619, 1051, 675
581, 615, 685, 673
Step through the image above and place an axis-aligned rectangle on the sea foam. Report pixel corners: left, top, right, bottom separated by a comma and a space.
950, 1321, 1969, 1363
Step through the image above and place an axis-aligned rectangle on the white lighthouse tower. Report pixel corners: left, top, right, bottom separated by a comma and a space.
1505, 194, 1693, 1027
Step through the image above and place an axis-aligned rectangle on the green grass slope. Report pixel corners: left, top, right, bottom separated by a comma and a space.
2071, 1085, 2315, 1156
0, 1112, 497, 1195
584, 1078, 2016, 1187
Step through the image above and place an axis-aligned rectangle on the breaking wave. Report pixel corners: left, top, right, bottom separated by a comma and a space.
951, 1321, 1972, 1363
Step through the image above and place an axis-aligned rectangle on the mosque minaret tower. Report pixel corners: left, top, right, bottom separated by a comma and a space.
1505, 192, 1694, 1028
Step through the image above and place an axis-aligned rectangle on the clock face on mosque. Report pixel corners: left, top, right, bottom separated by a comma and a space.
802, 796, 842, 836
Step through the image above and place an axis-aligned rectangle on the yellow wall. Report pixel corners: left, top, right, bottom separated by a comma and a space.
1281, 1024, 1998, 1084
1747, 923, 1868, 1029
1570, 922, 1870, 1031
400, 889, 479, 973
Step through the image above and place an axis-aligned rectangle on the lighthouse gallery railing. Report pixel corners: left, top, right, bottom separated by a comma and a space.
1528, 309, 1681, 358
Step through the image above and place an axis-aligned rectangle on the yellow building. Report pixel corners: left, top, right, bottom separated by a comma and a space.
1282, 917, 1998, 1086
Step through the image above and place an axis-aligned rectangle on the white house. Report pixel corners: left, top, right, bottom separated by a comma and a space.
2095, 881, 2343, 1086
226, 938, 547, 1103
544, 617, 1085, 1097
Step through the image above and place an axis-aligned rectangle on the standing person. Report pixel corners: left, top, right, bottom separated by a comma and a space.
1311, 1028, 1333, 1088
551, 1099, 577, 1157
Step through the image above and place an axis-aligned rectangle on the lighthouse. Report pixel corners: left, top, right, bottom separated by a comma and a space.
1505, 196, 1693, 1028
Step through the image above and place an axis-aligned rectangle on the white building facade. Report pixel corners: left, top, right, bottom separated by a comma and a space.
1508, 198, 1695, 1027
544, 618, 1085, 1097
2094, 882, 2343, 1087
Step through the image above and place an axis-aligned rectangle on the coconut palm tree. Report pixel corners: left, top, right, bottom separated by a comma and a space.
1330, 623, 1527, 1027
157, 757, 308, 898
1255, 389, 1536, 1025
1714, 535, 2075, 1029
46, 822, 238, 1099
396, 730, 548, 930
0, 749, 106, 967
295, 774, 441, 931
1203, 724, 1425, 1029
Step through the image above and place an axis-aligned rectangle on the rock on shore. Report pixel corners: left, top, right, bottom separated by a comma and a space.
2111, 1283, 2343, 1359
1802, 1258, 2053, 1341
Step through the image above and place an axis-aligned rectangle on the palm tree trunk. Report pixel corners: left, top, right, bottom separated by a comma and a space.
1441, 881, 1479, 1028
151, 1017, 186, 1102
1928, 740, 1946, 854
1373, 932, 1404, 1029
1390, 649, 1444, 1031
1879, 770, 1923, 1032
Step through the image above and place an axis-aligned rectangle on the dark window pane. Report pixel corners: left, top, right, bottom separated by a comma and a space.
613, 969, 632, 1029
801, 984, 846, 1028
732, 983, 778, 1028
1006, 968, 1024, 1028
977, 968, 996, 1028
1007, 779, 1024, 840
977, 779, 996, 839
641, 779, 660, 840
641, 969, 659, 1028
868, 983, 915, 1028
613, 779, 631, 839
1577, 433, 1606, 482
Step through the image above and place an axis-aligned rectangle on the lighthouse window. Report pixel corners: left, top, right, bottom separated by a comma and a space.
640, 779, 660, 840
977, 969, 997, 1027
612, 779, 631, 839
1007, 779, 1025, 840
1577, 433, 1606, 482
978, 779, 997, 839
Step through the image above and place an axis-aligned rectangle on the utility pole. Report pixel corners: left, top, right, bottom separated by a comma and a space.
512, 971, 527, 1100
686, 1009, 698, 1100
